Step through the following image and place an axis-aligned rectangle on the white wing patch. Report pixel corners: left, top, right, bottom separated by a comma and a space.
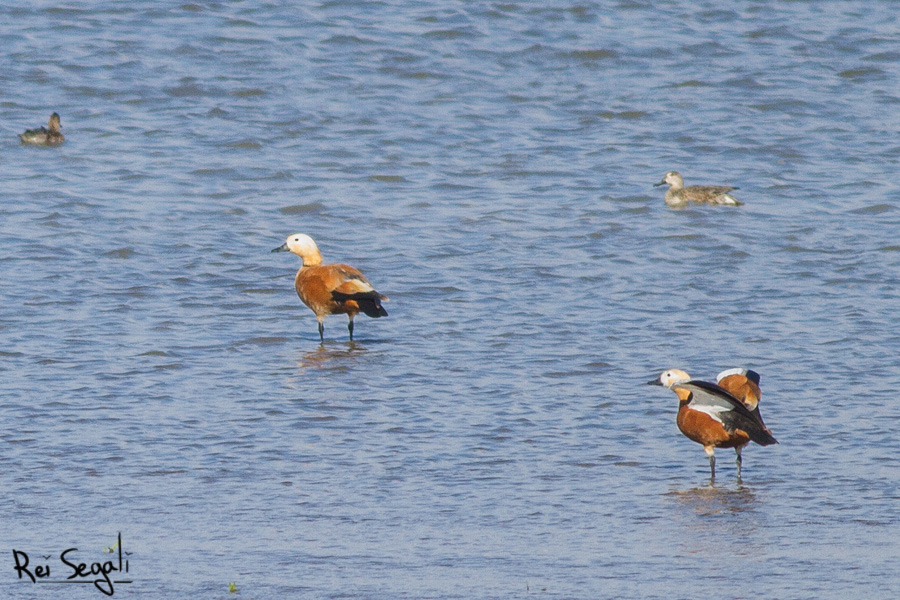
716, 367, 746, 382
688, 403, 729, 424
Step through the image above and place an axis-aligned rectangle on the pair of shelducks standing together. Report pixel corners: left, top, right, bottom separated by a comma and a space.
271, 172, 772, 481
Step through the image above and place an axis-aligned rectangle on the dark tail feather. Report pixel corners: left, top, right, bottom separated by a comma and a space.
332, 291, 388, 318
753, 427, 778, 446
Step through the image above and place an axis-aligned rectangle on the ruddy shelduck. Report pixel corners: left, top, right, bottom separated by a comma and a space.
272, 233, 388, 342
19, 112, 65, 146
649, 369, 776, 479
654, 171, 741, 208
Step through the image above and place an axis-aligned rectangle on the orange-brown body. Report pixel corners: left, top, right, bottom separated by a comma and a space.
672, 386, 751, 449
295, 263, 380, 320
676, 402, 751, 449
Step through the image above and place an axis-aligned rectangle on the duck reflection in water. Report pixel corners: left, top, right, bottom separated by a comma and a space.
665, 484, 761, 558
295, 341, 366, 370
667, 483, 756, 514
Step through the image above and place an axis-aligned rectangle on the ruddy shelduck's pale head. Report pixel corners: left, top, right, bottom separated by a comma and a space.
271, 233, 323, 265
648, 369, 692, 388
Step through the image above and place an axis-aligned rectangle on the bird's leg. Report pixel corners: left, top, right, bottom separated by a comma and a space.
318, 320, 324, 343
735, 447, 743, 480
705, 446, 716, 480
348, 318, 354, 341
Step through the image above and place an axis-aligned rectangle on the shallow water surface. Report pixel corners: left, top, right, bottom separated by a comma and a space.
2, 1, 900, 599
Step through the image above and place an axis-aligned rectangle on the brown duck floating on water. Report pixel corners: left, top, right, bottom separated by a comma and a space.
654, 171, 741, 208
19, 113, 65, 146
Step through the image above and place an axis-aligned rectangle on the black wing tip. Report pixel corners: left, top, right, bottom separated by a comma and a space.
367, 304, 388, 318
332, 291, 388, 318
747, 425, 777, 446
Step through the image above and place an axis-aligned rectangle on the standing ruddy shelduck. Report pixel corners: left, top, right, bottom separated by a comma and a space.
272, 233, 388, 342
19, 112, 65, 146
654, 171, 741, 208
649, 369, 776, 479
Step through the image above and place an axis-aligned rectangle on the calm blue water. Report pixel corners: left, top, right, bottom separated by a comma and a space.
2, 1, 899, 598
